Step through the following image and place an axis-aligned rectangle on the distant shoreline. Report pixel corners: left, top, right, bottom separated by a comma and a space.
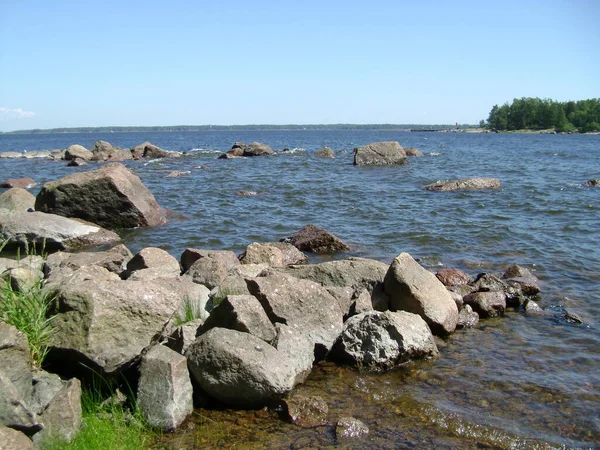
0, 124, 471, 135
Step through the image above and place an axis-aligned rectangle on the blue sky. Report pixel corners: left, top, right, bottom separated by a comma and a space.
1, 0, 598, 131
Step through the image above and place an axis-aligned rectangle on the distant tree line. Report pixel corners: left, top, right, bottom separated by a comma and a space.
484, 97, 600, 132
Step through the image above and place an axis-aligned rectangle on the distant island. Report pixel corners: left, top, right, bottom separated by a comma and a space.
0, 123, 479, 135
483, 97, 600, 133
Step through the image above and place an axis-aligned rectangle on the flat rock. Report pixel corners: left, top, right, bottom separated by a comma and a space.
243, 142, 274, 157
0, 209, 120, 252
423, 177, 501, 191
282, 395, 328, 427
125, 247, 181, 279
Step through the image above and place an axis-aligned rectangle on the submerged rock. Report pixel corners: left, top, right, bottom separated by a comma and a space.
281, 394, 328, 427
423, 177, 501, 191
315, 147, 335, 158
336, 416, 369, 440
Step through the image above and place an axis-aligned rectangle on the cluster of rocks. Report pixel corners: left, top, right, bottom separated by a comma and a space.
0, 140, 181, 166
0, 153, 544, 445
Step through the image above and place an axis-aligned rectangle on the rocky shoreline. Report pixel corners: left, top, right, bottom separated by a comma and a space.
1, 141, 546, 446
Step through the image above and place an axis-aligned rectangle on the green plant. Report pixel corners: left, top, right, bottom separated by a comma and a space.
174, 296, 204, 326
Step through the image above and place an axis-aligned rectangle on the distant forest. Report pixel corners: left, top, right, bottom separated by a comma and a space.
485, 97, 600, 132
1, 123, 475, 135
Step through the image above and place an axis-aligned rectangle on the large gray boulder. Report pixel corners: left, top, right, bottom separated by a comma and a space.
353, 141, 407, 166
0, 209, 120, 252
49, 279, 183, 374
64, 145, 92, 161
34, 162, 167, 229
384, 253, 458, 336
238, 243, 285, 267
186, 328, 301, 407
246, 273, 343, 357
0, 188, 36, 212
423, 177, 501, 191
138, 345, 193, 431
182, 249, 241, 289
330, 311, 438, 370
273, 323, 314, 386
282, 224, 350, 253
199, 294, 277, 344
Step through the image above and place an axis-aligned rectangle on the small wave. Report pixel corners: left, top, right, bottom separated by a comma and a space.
428, 152, 443, 156
280, 147, 305, 154
187, 148, 221, 154
143, 158, 163, 166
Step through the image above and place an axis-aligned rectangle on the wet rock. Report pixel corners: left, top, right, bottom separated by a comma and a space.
0, 188, 36, 212
64, 144, 92, 161
186, 328, 301, 407
330, 310, 438, 370
166, 170, 189, 178
457, 304, 479, 328
423, 177, 501, 191
524, 299, 544, 314
282, 224, 350, 253
404, 147, 424, 156
336, 416, 369, 440
33, 378, 82, 445
239, 242, 285, 267
472, 273, 524, 306
108, 146, 134, 160
138, 345, 193, 432
353, 141, 407, 166
463, 291, 506, 318
50, 278, 182, 374
236, 190, 258, 196
243, 142, 274, 157
0, 209, 121, 252
124, 247, 181, 280
246, 273, 343, 357
282, 395, 328, 427
0, 425, 35, 448
198, 294, 277, 344
143, 143, 179, 158
182, 249, 241, 290
35, 162, 167, 229
435, 268, 472, 287
315, 147, 335, 158
0, 178, 36, 189
564, 309, 584, 324
583, 179, 599, 187
384, 252, 458, 336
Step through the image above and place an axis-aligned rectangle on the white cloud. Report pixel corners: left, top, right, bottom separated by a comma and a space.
0, 107, 36, 118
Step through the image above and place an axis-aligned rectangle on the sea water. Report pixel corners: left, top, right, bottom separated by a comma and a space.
1, 130, 598, 448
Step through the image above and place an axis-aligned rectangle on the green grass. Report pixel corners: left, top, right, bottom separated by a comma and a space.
173, 296, 205, 326
0, 239, 55, 369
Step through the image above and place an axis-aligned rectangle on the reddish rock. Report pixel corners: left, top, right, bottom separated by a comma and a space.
283, 224, 350, 253
435, 268, 473, 286
0, 178, 36, 189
